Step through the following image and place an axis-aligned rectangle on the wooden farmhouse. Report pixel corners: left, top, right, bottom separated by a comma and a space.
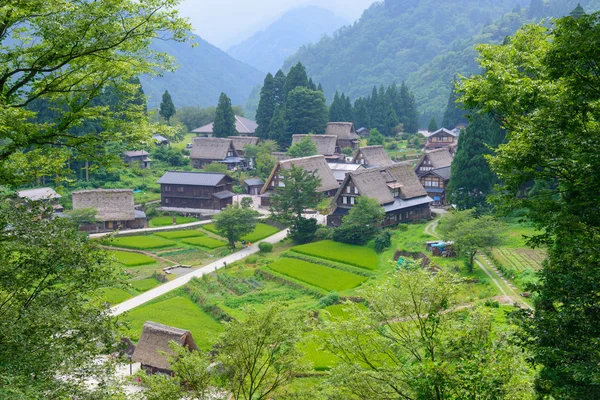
132, 321, 198, 375
291, 134, 342, 161
351, 145, 394, 168
325, 122, 360, 150
72, 189, 147, 232
122, 150, 151, 169
228, 136, 259, 157
414, 147, 454, 206
328, 163, 432, 227
190, 137, 245, 170
260, 155, 339, 207
244, 178, 265, 195
192, 115, 258, 137
424, 128, 459, 150
17, 187, 63, 212
157, 171, 234, 212
356, 127, 370, 137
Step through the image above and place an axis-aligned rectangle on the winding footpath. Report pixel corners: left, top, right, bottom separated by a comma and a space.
424, 217, 532, 310
110, 229, 289, 316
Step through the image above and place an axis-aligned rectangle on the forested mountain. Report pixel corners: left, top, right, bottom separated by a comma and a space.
139, 32, 264, 109
284, 0, 600, 125
227, 6, 348, 74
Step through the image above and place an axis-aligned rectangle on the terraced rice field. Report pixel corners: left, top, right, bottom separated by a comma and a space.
149, 216, 199, 227
203, 223, 280, 243
181, 236, 227, 249
290, 240, 378, 270
109, 250, 156, 266
154, 230, 204, 239
104, 235, 176, 250
267, 259, 367, 292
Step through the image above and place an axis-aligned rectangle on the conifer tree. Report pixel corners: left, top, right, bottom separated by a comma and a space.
341, 94, 354, 122
283, 62, 308, 100
329, 91, 343, 122
273, 69, 287, 106
353, 98, 371, 129
382, 100, 400, 135
442, 85, 468, 129
570, 3, 585, 18
285, 87, 328, 141
428, 116, 438, 132
399, 82, 419, 133
268, 105, 287, 148
159, 90, 176, 124
255, 73, 275, 139
307, 77, 317, 90
317, 82, 323, 92
213, 92, 236, 138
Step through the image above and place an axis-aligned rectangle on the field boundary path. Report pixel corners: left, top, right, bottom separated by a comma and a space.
89, 219, 213, 239
110, 229, 289, 315
424, 217, 532, 310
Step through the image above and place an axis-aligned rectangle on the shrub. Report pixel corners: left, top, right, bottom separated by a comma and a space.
374, 230, 392, 253
318, 291, 340, 308
259, 242, 273, 253
289, 217, 318, 244
332, 224, 364, 244
315, 226, 333, 241
484, 299, 500, 308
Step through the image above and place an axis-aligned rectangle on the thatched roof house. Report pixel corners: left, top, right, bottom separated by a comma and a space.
261, 155, 339, 197
352, 146, 393, 168
415, 147, 454, 175
192, 115, 258, 136
328, 163, 365, 183
291, 134, 341, 159
424, 128, 459, 150
190, 137, 245, 170
325, 122, 360, 150
229, 136, 259, 156
414, 147, 455, 206
18, 187, 61, 201
71, 189, 146, 232
132, 321, 198, 375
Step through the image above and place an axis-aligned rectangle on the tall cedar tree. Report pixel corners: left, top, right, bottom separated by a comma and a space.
283, 62, 309, 100
255, 73, 276, 139
460, 18, 600, 398
353, 98, 371, 129
442, 84, 469, 128
213, 92, 237, 138
341, 93, 354, 122
268, 105, 288, 148
428, 116, 438, 132
284, 87, 329, 139
329, 91, 343, 122
447, 114, 504, 210
159, 90, 176, 124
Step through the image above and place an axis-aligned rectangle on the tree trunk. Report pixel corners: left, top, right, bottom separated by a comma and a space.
469, 251, 477, 273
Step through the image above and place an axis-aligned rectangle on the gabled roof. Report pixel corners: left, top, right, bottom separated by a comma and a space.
229, 136, 259, 149
244, 178, 265, 186
352, 146, 393, 167
429, 128, 458, 138
18, 187, 61, 201
190, 137, 234, 160
192, 116, 258, 135
334, 163, 427, 206
329, 163, 365, 182
417, 147, 454, 171
291, 134, 338, 156
123, 150, 149, 158
132, 322, 198, 371
152, 134, 169, 142
157, 171, 231, 187
261, 155, 339, 194
325, 122, 359, 140
422, 166, 451, 181
72, 189, 135, 221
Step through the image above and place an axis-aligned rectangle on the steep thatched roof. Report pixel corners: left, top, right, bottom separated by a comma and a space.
229, 136, 259, 150
190, 137, 234, 160
132, 322, 198, 371
325, 122, 359, 140
352, 146, 393, 167
192, 116, 258, 135
157, 171, 231, 187
291, 134, 338, 156
429, 127, 458, 138
18, 187, 61, 201
337, 163, 427, 205
424, 148, 454, 169
72, 189, 135, 221
261, 155, 339, 194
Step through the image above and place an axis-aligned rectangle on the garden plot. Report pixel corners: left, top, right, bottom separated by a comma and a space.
154, 230, 204, 239
290, 240, 378, 270
104, 235, 176, 250
203, 223, 280, 243
492, 247, 545, 272
109, 250, 156, 266
266, 259, 367, 292
182, 236, 227, 249
149, 216, 198, 227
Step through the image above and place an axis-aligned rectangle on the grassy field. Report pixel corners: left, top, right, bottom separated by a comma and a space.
149, 216, 199, 227
182, 236, 228, 249
99, 287, 133, 305
123, 295, 223, 350
290, 240, 378, 270
267, 259, 367, 292
104, 235, 176, 250
109, 250, 156, 266
154, 230, 204, 239
203, 223, 280, 243
129, 277, 160, 292
171, 133, 196, 150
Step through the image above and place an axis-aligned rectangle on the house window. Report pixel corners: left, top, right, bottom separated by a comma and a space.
350, 197, 355, 205
346, 186, 351, 193
164, 186, 171, 192
354, 187, 359, 194
271, 181, 275, 187
424, 178, 440, 187
193, 189, 200, 196
165, 198, 170, 204
177, 186, 184, 192
391, 188, 400, 197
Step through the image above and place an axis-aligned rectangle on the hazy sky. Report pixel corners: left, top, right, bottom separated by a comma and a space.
178, 0, 375, 49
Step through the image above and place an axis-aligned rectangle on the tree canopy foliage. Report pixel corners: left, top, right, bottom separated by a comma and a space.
213, 203, 259, 248
159, 90, 176, 124
213, 92, 237, 138
286, 135, 318, 158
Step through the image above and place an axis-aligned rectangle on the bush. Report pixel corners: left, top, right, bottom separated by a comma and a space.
318, 291, 340, 308
258, 242, 273, 253
289, 217, 318, 244
332, 224, 365, 245
315, 227, 333, 241
374, 230, 392, 253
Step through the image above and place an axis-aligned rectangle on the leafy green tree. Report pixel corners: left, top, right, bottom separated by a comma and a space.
0, 0, 188, 186
447, 114, 504, 210
213, 204, 259, 248
268, 104, 288, 148
284, 87, 329, 139
244, 140, 279, 180
202, 162, 228, 173
459, 17, 600, 397
213, 92, 237, 138
283, 62, 309, 100
159, 90, 176, 124
270, 164, 322, 224
66, 207, 97, 226
175, 106, 216, 131
287, 135, 318, 158
255, 73, 276, 139
437, 210, 505, 271
323, 267, 534, 399
289, 217, 319, 244
0, 198, 122, 399
333, 197, 384, 245
367, 128, 384, 146
428, 116, 438, 132
217, 305, 306, 400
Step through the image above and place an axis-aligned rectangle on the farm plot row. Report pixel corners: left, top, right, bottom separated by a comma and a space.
102, 231, 227, 251
493, 247, 545, 272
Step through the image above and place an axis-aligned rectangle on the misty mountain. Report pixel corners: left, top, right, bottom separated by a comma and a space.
227, 6, 348, 74
140, 32, 264, 109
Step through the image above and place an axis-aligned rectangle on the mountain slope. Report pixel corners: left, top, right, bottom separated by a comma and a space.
140, 32, 264, 109
227, 6, 348, 74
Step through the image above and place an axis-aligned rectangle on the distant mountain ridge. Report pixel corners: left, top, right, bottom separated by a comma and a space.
139, 32, 264, 109
227, 6, 348, 74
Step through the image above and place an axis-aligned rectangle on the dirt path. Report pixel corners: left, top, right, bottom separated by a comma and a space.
100, 245, 179, 266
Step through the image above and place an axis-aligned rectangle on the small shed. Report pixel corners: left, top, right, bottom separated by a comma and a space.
132, 321, 198, 375
245, 178, 265, 195
152, 134, 169, 146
